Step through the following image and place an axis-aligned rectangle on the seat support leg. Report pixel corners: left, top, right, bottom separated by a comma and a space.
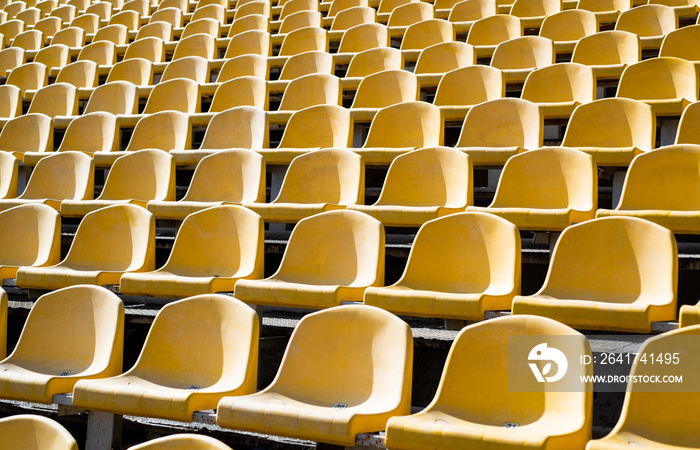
86, 411, 122, 450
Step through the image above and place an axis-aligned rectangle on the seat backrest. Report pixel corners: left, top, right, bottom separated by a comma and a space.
346, 46, 403, 77
12, 29, 42, 50
577, 0, 630, 13
161, 55, 210, 83
228, 14, 268, 37
337, 22, 388, 53
414, 41, 475, 74
328, 0, 368, 17
0, 47, 25, 74
466, 14, 521, 46
539, 9, 597, 42
109, 10, 141, 30
676, 101, 700, 145
209, 76, 267, 111
7, 62, 47, 92
364, 101, 442, 147
134, 20, 173, 40
540, 216, 677, 303
51, 26, 84, 47
50, 4, 77, 22
330, 5, 376, 30
200, 106, 267, 150
143, 78, 200, 114
149, 6, 182, 27
183, 149, 265, 203
491, 35, 555, 70
278, 104, 351, 148
0, 20, 24, 41
57, 112, 118, 154
86, 1, 112, 19
274, 149, 364, 205
55, 60, 98, 88
617, 56, 698, 103
0, 204, 60, 268
660, 24, 700, 61
510, 0, 561, 18
121, 0, 150, 15
97, 150, 176, 204
233, 0, 270, 19
71, 13, 100, 34
448, 0, 497, 22
34, 45, 69, 72
105, 58, 153, 85
182, 17, 221, 38
0, 84, 22, 119
434, 65, 504, 106
84, 81, 138, 115
562, 97, 655, 151
279, 50, 334, 80
33, 16, 61, 38
278, 73, 340, 111
124, 36, 165, 63
224, 29, 271, 57
191, 3, 225, 22
77, 40, 116, 65
572, 29, 640, 66
457, 97, 542, 148
172, 32, 216, 60
27, 82, 78, 117
217, 54, 268, 81
0, 151, 18, 198
279, 10, 322, 34
16, 7, 40, 26
522, 62, 595, 104
0, 414, 79, 450
615, 4, 677, 37
279, 26, 328, 56
126, 111, 191, 152
93, 24, 128, 45
279, 0, 318, 19
400, 18, 454, 50
378, 0, 417, 14
387, 1, 433, 27
127, 434, 233, 450
20, 151, 94, 201
0, 113, 52, 155
158, 0, 187, 12
351, 69, 418, 108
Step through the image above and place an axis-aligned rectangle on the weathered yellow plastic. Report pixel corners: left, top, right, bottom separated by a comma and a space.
0, 204, 60, 281
74, 294, 257, 420
84, 81, 138, 115
279, 50, 333, 80
0, 47, 25, 75
16, 8, 40, 26
467, 147, 597, 230
385, 315, 592, 450
448, 0, 497, 24
0, 152, 18, 200
50, 5, 77, 23
51, 27, 85, 48
234, 210, 385, 308
454, 97, 542, 165
33, 45, 69, 73
6, 62, 47, 92
387, 2, 433, 28
279, 0, 319, 19
539, 9, 597, 52
328, 0, 369, 17
466, 14, 522, 53
561, 97, 655, 166
360, 101, 442, 164
143, 78, 200, 114
0, 84, 21, 119
616, 56, 698, 116
34, 16, 62, 39
228, 14, 269, 37
400, 18, 455, 50
586, 325, 700, 449
0, 113, 53, 161
278, 73, 341, 111
0, 20, 23, 42
615, 4, 677, 49
577, 0, 630, 23
233, 1, 271, 20
32, 113, 116, 161
224, 29, 271, 57
414, 41, 475, 74
121, 0, 150, 16
93, 23, 129, 45
217, 54, 268, 81
77, 40, 116, 65
18, 205, 155, 289
351, 69, 418, 109
513, 216, 677, 332
161, 55, 209, 83
182, 18, 221, 38
675, 101, 700, 145
349, 147, 472, 226
124, 37, 166, 63
120, 207, 264, 297
61, 150, 175, 217
596, 144, 700, 233
330, 5, 376, 30
111, 10, 143, 31
149, 6, 183, 27
660, 24, 700, 60
337, 22, 388, 53
172, 33, 216, 60
106, 58, 154, 85
27, 82, 78, 118
521, 62, 596, 118
55, 60, 98, 88
0, 415, 79, 450
12, 29, 42, 50
491, 35, 555, 83
571, 30, 640, 79
0, 285, 124, 403
510, 0, 561, 28
191, 3, 225, 23
246, 149, 363, 223
217, 304, 412, 446
279, 10, 322, 34
71, 13, 101, 35
345, 46, 403, 77
86, 2, 112, 20
680, 301, 700, 326
278, 26, 328, 56
364, 212, 518, 319
434, 65, 504, 120
0, 152, 93, 211
127, 434, 233, 450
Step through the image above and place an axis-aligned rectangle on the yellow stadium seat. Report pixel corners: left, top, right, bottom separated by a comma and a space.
85, 1, 112, 19
513, 216, 677, 332
466, 14, 522, 58
345, 46, 403, 77
217, 54, 268, 80
233, 210, 384, 308
400, 18, 454, 54
596, 144, 700, 233
191, 3, 225, 23
158, 0, 187, 12
34, 45, 69, 72
385, 315, 592, 450
27, 82, 78, 118
12, 29, 42, 50
453, 97, 542, 165
279, 0, 318, 19
0, 20, 24, 42
615, 4, 677, 50
34, 17, 62, 39
521, 62, 595, 119
217, 304, 412, 446
224, 29, 271, 57
245, 148, 363, 223
0, 113, 53, 161
121, 0, 150, 16
491, 35, 555, 83
83, 81, 138, 115
387, 1, 433, 29
414, 41, 475, 74
15, 7, 40, 26
106, 58, 154, 85
207, 76, 267, 112
92, 23, 128, 45
154, 149, 264, 217
278, 10, 322, 34
0, 152, 18, 200
337, 22, 388, 54
109, 10, 142, 31
123, 37, 165, 63
577, 0, 630, 23
228, 14, 269, 37
349, 147, 472, 226
172, 32, 216, 60
616, 56, 698, 117
0, 152, 93, 210
142, 78, 200, 114
77, 39, 116, 65
0, 85, 22, 119
364, 212, 519, 319
279, 50, 333, 80
50, 4, 77, 23
351, 69, 418, 109
680, 302, 700, 327
328, 0, 368, 17
233, 0, 270, 19
149, 6, 183, 27
36, 0, 57, 17
278, 26, 328, 56
70, 13, 100, 35
660, 24, 700, 61
50, 26, 84, 48
278, 73, 340, 111
0, 415, 79, 450
330, 5, 376, 30
539, 9, 597, 53
586, 325, 700, 449
0, 285, 124, 403
127, 435, 232, 450
182, 18, 221, 38
161, 55, 210, 83
561, 97, 655, 166
448, 0, 497, 28
60, 150, 175, 217
0, 47, 25, 76
55, 60, 98, 88
434, 64, 503, 120
467, 147, 596, 230
6, 62, 47, 92
378, 0, 418, 15
571, 30, 640, 80
675, 101, 700, 145
0, 204, 60, 281
134, 20, 173, 40
119, 208, 263, 297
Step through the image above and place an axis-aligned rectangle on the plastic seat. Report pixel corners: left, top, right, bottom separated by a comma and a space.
364, 212, 519, 319
0, 204, 60, 281
616, 56, 698, 117
233, 0, 270, 19
345, 46, 403, 77
378, 0, 418, 16
330, 5, 376, 30
155, 148, 265, 216
521, 62, 595, 119
233, 211, 384, 308
278, 73, 340, 111
387, 2, 433, 28
77, 39, 116, 65
0, 415, 79, 450
161, 55, 210, 83
121, 0, 150, 16
35, 0, 57, 16
571, 30, 640, 80
129, 434, 233, 450
509, 0, 561, 28
359, 101, 442, 164
108, 11, 140, 31
27, 82, 78, 118
34, 45, 70, 72
278, 26, 328, 56
228, 14, 268, 36
158, 0, 188, 12
279, 50, 333, 80
92, 23, 128, 45
55, 60, 98, 88
51, 27, 84, 47
245, 149, 363, 223
539, 9, 597, 53
467, 147, 596, 230
83, 81, 138, 115
614, 4, 677, 50
0, 152, 18, 200
15, 7, 40, 25
0, 85, 22, 119
385, 315, 592, 449
0, 47, 25, 75
414, 42, 475, 76
561, 97, 655, 166
0, 113, 53, 161
208, 76, 267, 113
61, 150, 175, 217
142, 78, 200, 114
453, 97, 542, 165
12, 29, 43, 50
349, 147, 472, 226
491, 35, 555, 83
660, 24, 700, 61
328, 0, 368, 17
0, 152, 94, 210
278, 10, 322, 34
434, 65, 504, 120
351, 69, 418, 109
596, 144, 700, 233
577, 0, 630, 24
337, 22, 388, 53
172, 33, 216, 60
448, 0, 498, 28
217, 54, 268, 81
135, 21, 174, 41
33, 17, 62, 39
123, 36, 165, 63
466, 14, 522, 57
6, 62, 47, 92
0, 20, 24, 42
217, 304, 411, 445
49, 4, 77, 23
513, 216, 677, 331
224, 29, 271, 57
85, 1, 112, 19
0, 285, 124, 403
191, 3, 225, 22
279, 0, 318, 20
70, 13, 100, 34
106, 58, 154, 85
400, 18, 454, 54
675, 101, 700, 145
3, 1, 26, 18
149, 6, 183, 27
182, 17, 221, 38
